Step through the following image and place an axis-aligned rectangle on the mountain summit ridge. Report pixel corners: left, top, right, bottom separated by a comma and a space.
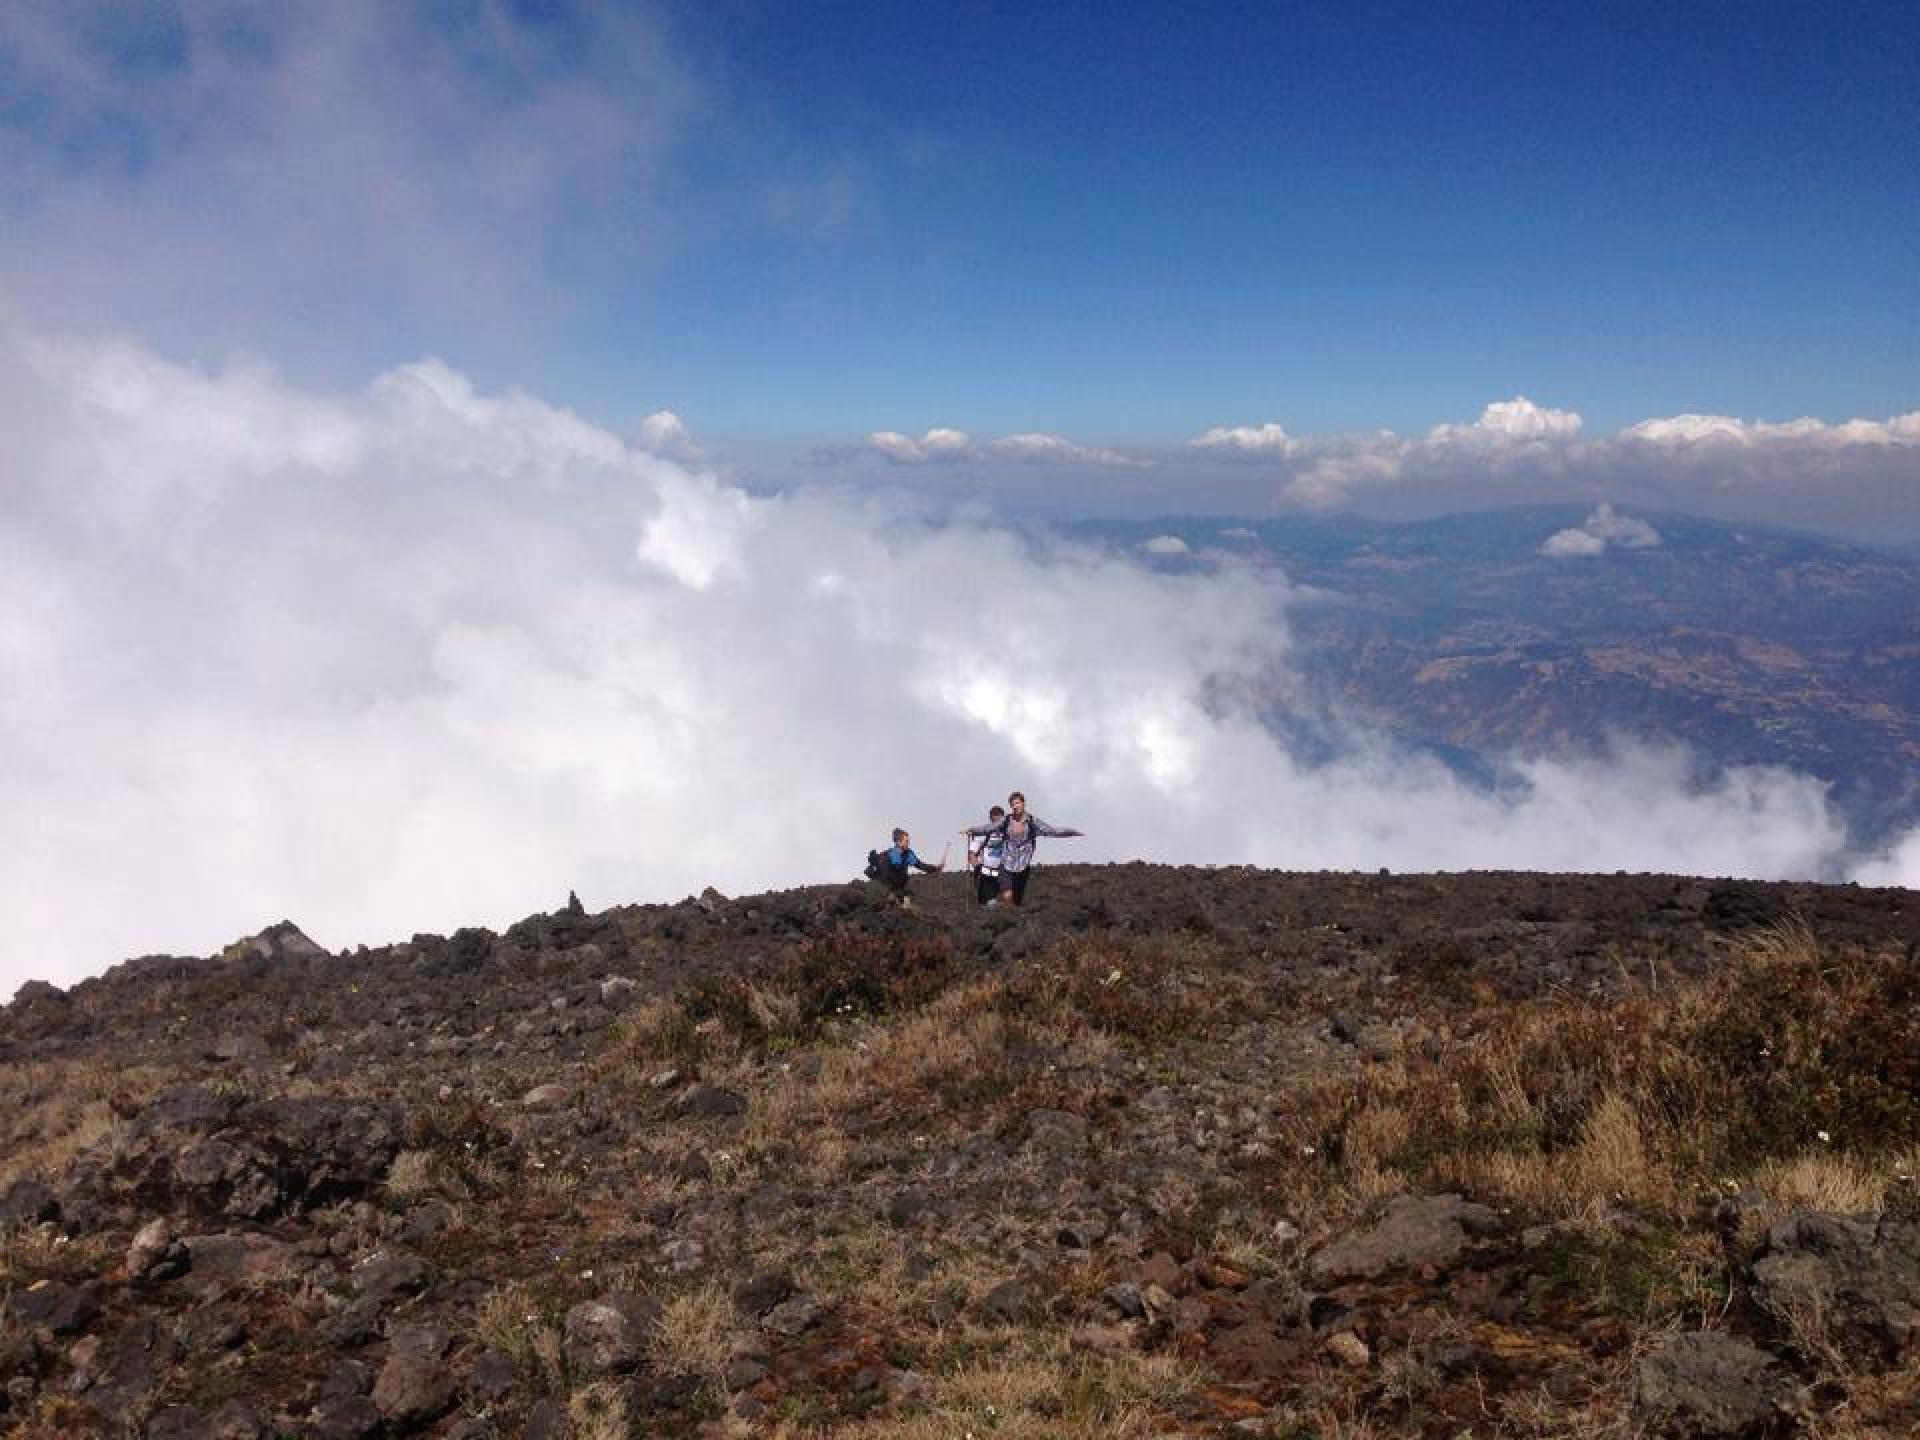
3, 864, 1916, 1437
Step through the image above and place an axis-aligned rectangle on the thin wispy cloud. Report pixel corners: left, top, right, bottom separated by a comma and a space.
0, 2, 686, 363
837, 428, 1149, 468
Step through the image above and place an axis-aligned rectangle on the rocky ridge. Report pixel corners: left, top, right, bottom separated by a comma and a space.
1, 865, 1916, 1437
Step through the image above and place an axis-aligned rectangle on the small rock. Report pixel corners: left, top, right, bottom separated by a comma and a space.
127, 1218, 186, 1281
0, 1179, 60, 1224
600, 975, 637, 1002
310, 1395, 382, 1440
1104, 1281, 1145, 1318
731, 1270, 795, 1318
182, 1233, 297, 1291
564, 1299, 646, 1375
648, 1067, 681, 1090
371, 1324, 456, 1425
145, 1406, 212, 1440
521, 1083, 570, 1109
1025, 1109, 1088, 1151
887, 1185, 935, 1226
207, 1400, 265, 1440
348, 1247, 430, 1305
978, 1280, 1030, 1324
678, 1085, 747, 1119
1325, 1331, 1371, 1368
466, 1349, 515, 1402
8, 1280, 99, 1335
1309, 1194, 1502, 1283
763, 1292, 825, 1336
523, 1399, 568, 1440
320, 1358, 373, 1399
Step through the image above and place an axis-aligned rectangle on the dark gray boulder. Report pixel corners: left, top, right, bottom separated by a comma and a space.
371, 1324, 457, 1426
0, 1178, 60, 1224
8, 1279, 99, 1335
1632, 1331, 1799, 1438
1749, 1211, 1920, 1366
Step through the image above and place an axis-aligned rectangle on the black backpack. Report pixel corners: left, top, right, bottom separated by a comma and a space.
865, 848, 910, 890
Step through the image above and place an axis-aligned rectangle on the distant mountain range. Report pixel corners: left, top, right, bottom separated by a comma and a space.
1067, 506, 1920, 847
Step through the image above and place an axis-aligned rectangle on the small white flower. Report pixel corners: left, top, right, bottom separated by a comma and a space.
1817, 1130, 1831, 1144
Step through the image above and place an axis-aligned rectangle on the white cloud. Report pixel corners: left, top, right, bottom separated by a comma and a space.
1431, 396, 1583, 443
1851, 827, 1920, 888
1191, 422, 1296, 456
1140, 535, 1191, 555
635, 410, 703, 461
1540, 527, 1608, 558
1623, 411, 1920, 448
866, 427, 973, 464
0, 332, 1892, 998
988, 433, 1149, 468
1541, 502, 1661, 557
850, 429, 1148, 468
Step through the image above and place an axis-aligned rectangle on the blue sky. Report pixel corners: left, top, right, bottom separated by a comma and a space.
630, 0, 1920, 439
2, 0, 1916, 450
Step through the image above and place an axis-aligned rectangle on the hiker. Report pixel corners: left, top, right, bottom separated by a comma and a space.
961, 791, 1082, 908
967, 805, 1007, 906
869, 827, 944, 906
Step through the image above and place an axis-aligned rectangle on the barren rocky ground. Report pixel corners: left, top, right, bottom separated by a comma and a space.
2, 865, 1916, 1438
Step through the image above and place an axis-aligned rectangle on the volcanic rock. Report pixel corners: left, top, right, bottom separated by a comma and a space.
1632, 1331, 1798, 1438
371, 1324, 457, 1425
1309, 1193, 1503, 1282
1748, 1211, 1920, 1365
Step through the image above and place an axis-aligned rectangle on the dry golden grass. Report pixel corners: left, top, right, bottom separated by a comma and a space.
0, 1056, 167, 1187
383, 1147, 440, 1200
825, 1336, 1194, 1440
1744, 1151, 1889, 1238
567, 1380, 631, 1440
649, 1279, 735, 1387
470, 1282, 563, 1390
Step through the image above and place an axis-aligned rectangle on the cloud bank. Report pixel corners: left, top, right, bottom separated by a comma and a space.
813, 398, 1918, 539
4, 333, 1912, 999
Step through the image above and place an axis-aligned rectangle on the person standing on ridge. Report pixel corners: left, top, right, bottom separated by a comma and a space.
967, 804, 1007, 906
962, 791, 1082, 908
871, 827, 945, 907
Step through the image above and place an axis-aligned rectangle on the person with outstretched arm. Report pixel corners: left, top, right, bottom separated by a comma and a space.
873, 827, 944, 906
961, 791, 1082, 908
